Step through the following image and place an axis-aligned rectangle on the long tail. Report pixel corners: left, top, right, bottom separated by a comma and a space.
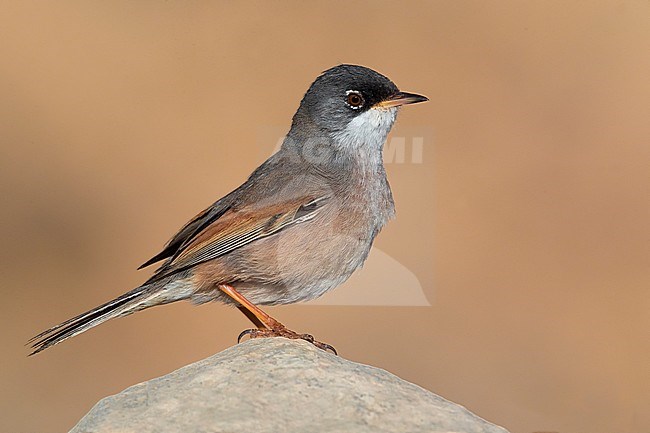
28, 285, 158, 355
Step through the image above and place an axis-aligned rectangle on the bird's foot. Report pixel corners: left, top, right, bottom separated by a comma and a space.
237, 326, 337, 355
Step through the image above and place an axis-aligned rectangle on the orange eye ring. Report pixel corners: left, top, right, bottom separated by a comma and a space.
345, 91, 364, 109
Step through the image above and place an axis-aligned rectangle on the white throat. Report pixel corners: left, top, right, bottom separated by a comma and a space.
333, 107, 398, 152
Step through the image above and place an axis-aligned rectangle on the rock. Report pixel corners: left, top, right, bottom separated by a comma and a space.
70, 338, 509, 433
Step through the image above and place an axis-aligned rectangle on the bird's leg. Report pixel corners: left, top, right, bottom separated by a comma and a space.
236, 305, 267, 329
218, 284, 337, 354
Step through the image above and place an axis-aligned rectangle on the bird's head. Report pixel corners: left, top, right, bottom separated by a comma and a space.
288, 64, 428, 153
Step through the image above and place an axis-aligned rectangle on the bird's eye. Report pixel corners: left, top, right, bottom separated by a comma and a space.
345, 91, 364, 109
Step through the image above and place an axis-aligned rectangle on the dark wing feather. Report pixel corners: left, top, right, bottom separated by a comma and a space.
137, 191, 239, 269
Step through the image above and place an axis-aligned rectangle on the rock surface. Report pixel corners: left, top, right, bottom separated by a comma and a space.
70, 338, 509, 433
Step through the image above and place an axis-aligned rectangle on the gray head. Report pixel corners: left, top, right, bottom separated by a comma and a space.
286, 65, 427, 153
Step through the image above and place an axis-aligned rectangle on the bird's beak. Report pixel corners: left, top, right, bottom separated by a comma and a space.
374, 91, 429, 109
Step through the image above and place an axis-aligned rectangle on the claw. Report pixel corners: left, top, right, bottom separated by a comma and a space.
235, 327, 337, 355
237, 328, 257, 343
315, 341, 337, 355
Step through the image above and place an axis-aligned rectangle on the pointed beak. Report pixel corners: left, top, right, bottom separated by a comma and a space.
374, 91, 429, 109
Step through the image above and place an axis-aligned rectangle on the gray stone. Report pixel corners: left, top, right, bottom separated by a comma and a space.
70, 338, 510, 433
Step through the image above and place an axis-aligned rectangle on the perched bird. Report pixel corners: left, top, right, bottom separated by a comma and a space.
29, 64, 428, 355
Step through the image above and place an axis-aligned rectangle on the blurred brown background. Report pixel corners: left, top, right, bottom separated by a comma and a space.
1, 2, 648, 433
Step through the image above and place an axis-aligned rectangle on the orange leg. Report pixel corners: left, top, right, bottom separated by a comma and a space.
218, 284, 337, 354
236, 306, 266, 330
219, 283, 283, 329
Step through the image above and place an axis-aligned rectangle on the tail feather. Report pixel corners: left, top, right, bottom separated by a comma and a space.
28, 286, 154, 355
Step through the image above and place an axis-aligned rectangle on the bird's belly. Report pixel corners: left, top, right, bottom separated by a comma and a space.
190, 182, 393, 307
226, 211, 380, 306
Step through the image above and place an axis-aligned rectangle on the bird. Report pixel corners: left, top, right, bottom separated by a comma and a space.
28, 64, 428, 355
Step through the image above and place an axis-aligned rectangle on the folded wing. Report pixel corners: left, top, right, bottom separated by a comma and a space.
145, 195, 330, 283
